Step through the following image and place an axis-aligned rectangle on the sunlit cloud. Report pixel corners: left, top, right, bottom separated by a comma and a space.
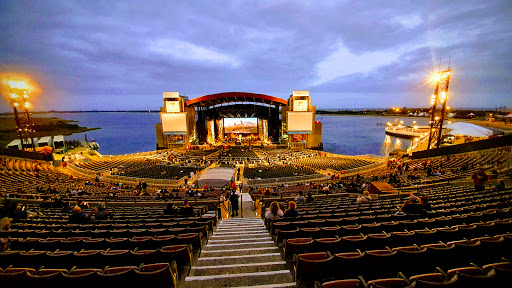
310, 43, 399, 86
149, 38, 240, 67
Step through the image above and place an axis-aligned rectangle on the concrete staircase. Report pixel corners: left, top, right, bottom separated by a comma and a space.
184, 217, 295, 288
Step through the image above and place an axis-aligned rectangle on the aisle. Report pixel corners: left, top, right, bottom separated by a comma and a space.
184, 217, 295, 288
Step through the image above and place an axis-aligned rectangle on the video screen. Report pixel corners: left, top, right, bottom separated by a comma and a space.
224, 118, 258, 134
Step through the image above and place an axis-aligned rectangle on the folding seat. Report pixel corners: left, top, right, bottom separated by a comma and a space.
341, 235, 368, 253
294, 251, 334, 283
314, 236, 342, 254
446, 266, 497, 288
317, 278, 363, 288
390, 231, 416, 247
380, 220, 400, 232
26, 268, 67, 288
158, 245, 192, 268
332, 251, 366, 279
83, 238, 106, 250
284, 238, 314, 260
319, 226, 342, 238
129, 249, 159, 266
45, 250, 74, 269
99, 266, 138, 287
15, 237, 42, 251
416, 218, 436, 230
364, 249, 399, 279
0, 250, 20, 267
492, 218, 512, 235
482, 262, 512, 285
176, 233, 202, 250
128, 228, 149, 238
409, 273, 459, 287
300, 227, 323, 239
436, 227, 461, 243
106, 237, 131, 250
276, 228, 300, 246
90, 229, 109, 239
73, 250, 104, 269
129, 236, 153, 250
341, 224, 361, 236
421, 243, 455, 270
153, 235, 177, 248
366, 232, 392, 251
393, 245, 429, 275
135, 262, 178, 288
168, 227, 187, 236
0, 267, 35, 287
412, 229, 438, 246
39, 237, 66, 252
18, 250, 47, 269
60, 238, 84, 251
366, 278, 415, 288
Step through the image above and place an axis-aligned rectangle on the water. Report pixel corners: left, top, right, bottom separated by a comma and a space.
39, 112, 430, 156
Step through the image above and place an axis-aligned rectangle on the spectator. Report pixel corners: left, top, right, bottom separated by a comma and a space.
95, 204, 113, 220
181, 199, 195, 216
356, 191, 372, 203
229, 191, 239, 217
472, 169, 488, 191
306, 192, 314, 203
398, 195, 425, 215
0, 217, 12, 230
69, 206, 97, 223
419, 195, 432, 211
265, 201, 284, 220
283, 201, 299, 218
295, 191, 305, 204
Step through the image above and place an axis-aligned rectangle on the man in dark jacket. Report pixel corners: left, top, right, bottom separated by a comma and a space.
229, 191, 239, 217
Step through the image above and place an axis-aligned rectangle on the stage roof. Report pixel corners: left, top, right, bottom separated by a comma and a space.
186, 92, 288, 107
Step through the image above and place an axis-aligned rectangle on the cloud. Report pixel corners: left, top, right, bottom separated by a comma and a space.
310, 43, 399, 86
149, 38, 240, 68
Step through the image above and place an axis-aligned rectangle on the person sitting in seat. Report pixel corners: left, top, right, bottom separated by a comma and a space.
181, 199, 195, 216
295, 191, 305, 204
69, 205, 97, 224
356, 191, 372, 203
265, 201, 284, 220
283, 201, 299, 218
398, 195, 425, 215
306, 192, 314, 203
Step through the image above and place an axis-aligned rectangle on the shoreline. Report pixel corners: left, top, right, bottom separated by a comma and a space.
0, 116, 100, 148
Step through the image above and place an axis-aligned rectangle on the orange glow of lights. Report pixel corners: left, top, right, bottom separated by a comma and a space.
7, 80, 28, 89
24, 102, 30, 108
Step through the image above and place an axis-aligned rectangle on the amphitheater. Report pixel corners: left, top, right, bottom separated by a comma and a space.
1, 139, 512, 287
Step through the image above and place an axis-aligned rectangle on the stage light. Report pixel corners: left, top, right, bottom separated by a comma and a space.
13, 102, 19, 107
7, 79, 28, 89
24, 102, 30, 108
10, 93, 17, 99
433, 74, 441, 81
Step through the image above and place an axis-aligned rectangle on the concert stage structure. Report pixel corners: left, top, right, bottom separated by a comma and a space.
155, 91, 322, 149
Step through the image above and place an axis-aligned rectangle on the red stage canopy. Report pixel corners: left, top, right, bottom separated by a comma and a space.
186, 92, 288, 107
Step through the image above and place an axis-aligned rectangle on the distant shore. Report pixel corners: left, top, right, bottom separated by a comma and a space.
0, 116, 100, 147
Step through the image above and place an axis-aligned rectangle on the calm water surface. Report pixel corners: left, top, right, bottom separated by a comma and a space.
41, 112, 430, 156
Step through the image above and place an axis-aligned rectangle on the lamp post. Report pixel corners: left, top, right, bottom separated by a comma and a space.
7, 79, 36, 152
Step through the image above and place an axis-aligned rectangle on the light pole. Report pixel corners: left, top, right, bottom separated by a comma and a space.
6, 79, 36, 152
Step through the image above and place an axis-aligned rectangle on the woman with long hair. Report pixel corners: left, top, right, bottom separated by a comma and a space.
265, 201, 283, 220
283, 201, 299, 218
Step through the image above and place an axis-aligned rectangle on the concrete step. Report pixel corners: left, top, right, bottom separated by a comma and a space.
216, 227, 266, 232
184, 270, 293, 288
195, 253, 283, 266
204, 241, 275, 251
200, 247, 279, 257
218, 223, 264, 228
190, 261, 287, 276
211, 233, 271, 240
221, 218, 262, 223
214, 230, 268, 236
209, 237, 272, 244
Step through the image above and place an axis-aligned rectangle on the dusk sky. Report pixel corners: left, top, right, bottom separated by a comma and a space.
0, 0, 511, 112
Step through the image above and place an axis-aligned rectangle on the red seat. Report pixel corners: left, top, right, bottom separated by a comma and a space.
294, 252, 333, 283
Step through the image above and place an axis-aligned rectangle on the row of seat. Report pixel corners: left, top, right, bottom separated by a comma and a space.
314, 261, 511, 288
293, 235, 512, 286
1, 244, 192, 270
0, 262, 178, 288
7, 232, 202, 251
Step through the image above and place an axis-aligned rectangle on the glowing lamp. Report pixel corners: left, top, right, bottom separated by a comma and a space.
10, 93, 17, 99
24, 102, 30, 108
8, 80, 28, 89
13, 102, 19, 107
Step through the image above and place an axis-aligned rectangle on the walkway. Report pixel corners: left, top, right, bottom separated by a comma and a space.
184, 217, 295, 287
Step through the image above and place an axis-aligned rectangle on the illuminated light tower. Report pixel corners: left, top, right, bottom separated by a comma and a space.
427, 69, 451, 149
6, 79, 36, 152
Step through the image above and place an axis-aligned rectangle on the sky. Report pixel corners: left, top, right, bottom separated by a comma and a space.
0, 0, 511, 112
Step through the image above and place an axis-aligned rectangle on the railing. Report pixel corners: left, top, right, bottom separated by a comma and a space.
247, 173, 329, 186
67, 163, 184, 187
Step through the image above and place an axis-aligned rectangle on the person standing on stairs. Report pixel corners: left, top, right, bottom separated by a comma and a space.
229, 191, 239, 217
